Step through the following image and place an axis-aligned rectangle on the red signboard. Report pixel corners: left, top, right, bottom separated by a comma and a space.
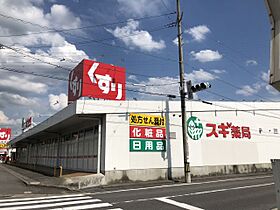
68, 59, 126, 102
130, 126, 166, 139
0, 128, 11, 141
68, 61, 83, 102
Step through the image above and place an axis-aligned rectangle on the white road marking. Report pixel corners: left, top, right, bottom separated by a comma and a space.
50, 202, 113, 210
0, 194, 87, 203
156, 197, 204, 210
2, 199, 110, 210
168, 183, 274, 199
107, 209, 124, 210
89, 175, 272, 196
0, 196, 95, 207
112, 182, 273, 204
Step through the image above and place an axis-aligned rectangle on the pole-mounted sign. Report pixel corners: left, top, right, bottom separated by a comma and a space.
68, 59, 126, 103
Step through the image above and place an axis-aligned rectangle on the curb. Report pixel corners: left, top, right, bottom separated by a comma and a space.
0, 164, 78, 191
0, 164, 40, 185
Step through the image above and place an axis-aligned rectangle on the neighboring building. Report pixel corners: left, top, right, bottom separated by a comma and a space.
0, 128, 11, 161
9, 100, 280, 185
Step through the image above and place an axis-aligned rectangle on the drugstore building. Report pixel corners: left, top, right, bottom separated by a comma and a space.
9, 99, 280, 185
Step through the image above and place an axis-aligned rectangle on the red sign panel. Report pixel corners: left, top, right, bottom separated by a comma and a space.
68, 61, 83, 102
130, 126, 166, 139
68, 59, 126, 102
0, 128, 11, 142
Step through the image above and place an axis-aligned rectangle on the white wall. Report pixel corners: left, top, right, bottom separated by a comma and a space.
76, 100, 280, 171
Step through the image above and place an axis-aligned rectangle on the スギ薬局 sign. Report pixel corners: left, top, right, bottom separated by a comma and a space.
187, 116, 251, 141
68, 59, 126, 102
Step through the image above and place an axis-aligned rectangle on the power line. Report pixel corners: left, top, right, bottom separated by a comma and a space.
1, 7, 277, 105
4, 25, 272, 104
157, 1, 280, 117
0, 42, 177, 79
11, 24, 174, 50
0, 12, 176, 38
187, 61, 278, 103
0, 66, 180, 98
0, 12, 175, 44
202, 90, 280, 120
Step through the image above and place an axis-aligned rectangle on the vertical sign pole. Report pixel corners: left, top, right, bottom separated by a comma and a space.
176, 0, 191, 183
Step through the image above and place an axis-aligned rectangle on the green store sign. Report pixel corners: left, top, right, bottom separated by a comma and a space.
187, 116, 203, 140
130, 139, 166, 152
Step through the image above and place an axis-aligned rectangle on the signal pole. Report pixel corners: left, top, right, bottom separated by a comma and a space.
176, 0, 191, 183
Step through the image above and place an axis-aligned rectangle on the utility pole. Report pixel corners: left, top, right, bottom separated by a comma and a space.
176, 0, 191, 183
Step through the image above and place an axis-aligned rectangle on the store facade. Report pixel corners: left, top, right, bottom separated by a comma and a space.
10, 100, 280, 184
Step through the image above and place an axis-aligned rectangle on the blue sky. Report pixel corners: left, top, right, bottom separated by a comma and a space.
0, 0, 278, 135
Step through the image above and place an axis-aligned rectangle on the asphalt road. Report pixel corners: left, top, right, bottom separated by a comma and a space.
0, 164, 69, 197
0, 164, 277, 209
84, 175, 276, 210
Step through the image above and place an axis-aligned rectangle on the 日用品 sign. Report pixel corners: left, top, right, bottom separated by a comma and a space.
68, 59, 126, 102
129, 113, 166, 152
130, 139, 166, 152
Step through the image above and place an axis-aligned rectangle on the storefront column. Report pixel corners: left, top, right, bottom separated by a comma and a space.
97, 119, 102, 174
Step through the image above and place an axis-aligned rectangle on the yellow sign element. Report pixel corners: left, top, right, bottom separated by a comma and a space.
130, 113, 165, 127
0, 144, 8, 149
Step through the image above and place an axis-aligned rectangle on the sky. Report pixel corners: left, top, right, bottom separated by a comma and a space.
0, 0, 278, 136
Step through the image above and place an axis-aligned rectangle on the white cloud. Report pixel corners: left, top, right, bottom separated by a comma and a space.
261, 70, 280, 95
236, 84, 262, 96
106, 19, 165, 52
130, 69, 216, 99
0, 0, 89, 128
186, 69, 217, 83
45, 4, 81, 29
0, 2, 85, 100
0, 92, 38, 107
185, 25, 210, 42
48, 93, 68, 111
172, 37, 185, 46
117, 0, 163, 17
0, 75, 48, 94
235, 70, 279, 97
190, 50, 223, 62
128, 75, 139, 82
135, 76, 179, 99
265, 85, 279, 95
0, 111, 20, 126
246, 59, 258, 66
261, 71, 269, 82
47, 41, 88, 61
172, 38, 179, 46
211, 69, 226, 74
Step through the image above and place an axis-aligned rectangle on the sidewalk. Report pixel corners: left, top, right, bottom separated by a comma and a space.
0, 163, 174, 191
0, 164, 68, 189
0, 163, 273, 191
